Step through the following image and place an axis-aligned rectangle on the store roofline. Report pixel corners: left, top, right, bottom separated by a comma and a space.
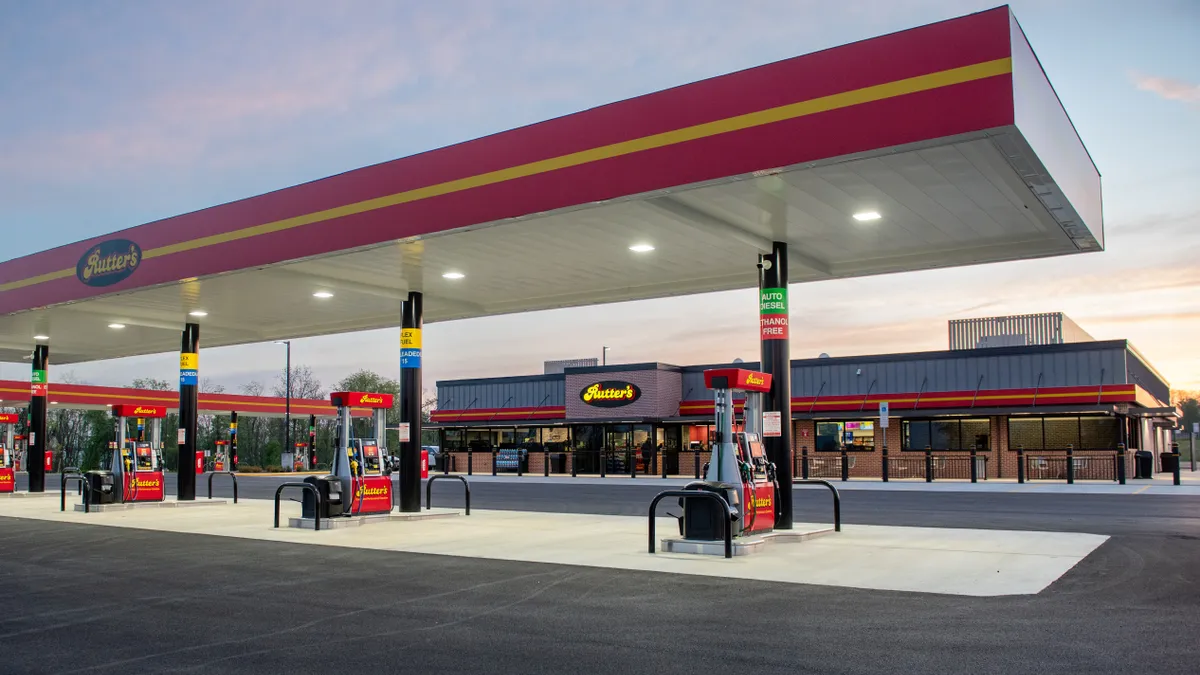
437, 340, 1148, 387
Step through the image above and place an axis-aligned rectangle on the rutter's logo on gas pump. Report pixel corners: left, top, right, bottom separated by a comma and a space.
580, 381, 641, 408
76, 239, 142, 287
745, 373, 765, 386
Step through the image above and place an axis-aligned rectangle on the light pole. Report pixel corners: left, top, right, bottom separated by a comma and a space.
276, 340, 291, 467
602, 346, 610, 366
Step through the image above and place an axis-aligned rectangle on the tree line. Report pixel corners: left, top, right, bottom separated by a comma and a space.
3, 367, 437, 472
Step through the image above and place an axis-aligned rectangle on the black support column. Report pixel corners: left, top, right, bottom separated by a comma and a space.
399, 291, 423, 512
229, 411, 239, 472
178, 323, 200, 500
759, 242, 793, 529
28, 344, 49, 492
307, 414, 317, 469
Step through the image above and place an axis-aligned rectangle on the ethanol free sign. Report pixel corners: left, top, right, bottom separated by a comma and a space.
760, 288, 788, 340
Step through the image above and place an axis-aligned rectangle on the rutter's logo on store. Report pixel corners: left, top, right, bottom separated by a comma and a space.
580, 381, 641, 408
76, 239, 142, 287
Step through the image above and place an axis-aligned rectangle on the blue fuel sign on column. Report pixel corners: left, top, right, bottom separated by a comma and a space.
179, 353, 198, 386
401, 328, 421, 369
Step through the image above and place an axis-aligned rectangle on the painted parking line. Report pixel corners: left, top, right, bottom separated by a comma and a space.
1132, 485, 1151, 495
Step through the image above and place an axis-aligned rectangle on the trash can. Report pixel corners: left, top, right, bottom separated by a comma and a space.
550, 452, 567, 474
85, 471, 116, 504
1134, 451, 1154, 479
1160, 451, 1180, 474
302, 474, 344, 519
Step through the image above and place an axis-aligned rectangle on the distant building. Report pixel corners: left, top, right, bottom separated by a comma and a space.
544, 358, 599, 375
949, 312, 1093, 350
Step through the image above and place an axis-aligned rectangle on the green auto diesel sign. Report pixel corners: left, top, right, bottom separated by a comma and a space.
760, 287, 788, 340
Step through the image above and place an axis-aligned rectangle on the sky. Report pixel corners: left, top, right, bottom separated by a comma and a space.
0, 0, 1198, 397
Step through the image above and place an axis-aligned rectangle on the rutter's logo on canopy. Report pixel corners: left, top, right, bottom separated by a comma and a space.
76, 239, 142, 287
360, 395, 384, 404
745, 373, 765, 386
132, 406, 158, 416
580, 381, 642, 408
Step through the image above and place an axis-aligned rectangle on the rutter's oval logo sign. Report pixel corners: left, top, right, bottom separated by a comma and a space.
76, 239, 141, 287
580, 381, 641, 408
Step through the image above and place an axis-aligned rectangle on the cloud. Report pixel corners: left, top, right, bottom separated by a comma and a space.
1130, 70, 1200, 106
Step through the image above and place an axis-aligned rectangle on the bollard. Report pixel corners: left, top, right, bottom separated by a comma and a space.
544, 448, 550, 477
517, 449, 523, 477
572, 449, 578, 478
970, 446, 978, 483
925, 446, 933, 483
882, 444, 889, 482
1066, 444, 1074, 485
802, 446, 810, 480
661, 450, 668, 479
840, 448, 849, 482
1171, 442, 1181, 486
467, 446, 473, 476
1017, 445, 1025, 484
491, 448, 497, 476
629, 449, 636, 479
601, 449, 607, 478
693, 449, 700, 479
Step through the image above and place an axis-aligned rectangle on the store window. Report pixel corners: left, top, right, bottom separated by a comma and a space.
542, 427, 569, 452
1006, 416, 1120, 451
902, 418, 990, 451
443, 429, 465, 452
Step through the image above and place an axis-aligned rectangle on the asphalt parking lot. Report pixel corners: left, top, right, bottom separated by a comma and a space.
3, 477, 1199, 674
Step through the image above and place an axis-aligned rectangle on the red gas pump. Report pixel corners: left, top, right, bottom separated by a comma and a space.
0, 413, 16, 492
0, 444, 14, 494
680, 368, 777, 540
329, 392, 396, 516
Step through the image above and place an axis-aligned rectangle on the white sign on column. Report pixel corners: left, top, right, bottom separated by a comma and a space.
762, 411, 782, 437
879, 401, 889, 428
398, 422, 411, 443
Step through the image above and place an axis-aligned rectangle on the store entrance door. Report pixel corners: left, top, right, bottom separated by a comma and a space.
606, 425, 632, 474
660, 425, 681, 475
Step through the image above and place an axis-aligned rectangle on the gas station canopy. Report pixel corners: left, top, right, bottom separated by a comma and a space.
0, 7, 1101, 364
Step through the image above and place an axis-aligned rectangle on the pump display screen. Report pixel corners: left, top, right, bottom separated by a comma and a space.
361, 444, 381, 473
748, 440, 766, 459
135, 444, 155, 470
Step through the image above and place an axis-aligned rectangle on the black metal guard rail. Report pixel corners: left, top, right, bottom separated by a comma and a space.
61, 465, 84, 494
793, 479, 841, 532
60, 470, 90, 513
274, 482, 320, 531
648, 490, 734, 559
425, 475, 471, 515
207, 471, 239, 503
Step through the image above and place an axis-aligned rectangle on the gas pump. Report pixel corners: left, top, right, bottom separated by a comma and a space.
0, 413, 16, 493
90, 404, 167, 504
213, 440, 229, 472
329, 392, 396, 516
682, 369, 777, 539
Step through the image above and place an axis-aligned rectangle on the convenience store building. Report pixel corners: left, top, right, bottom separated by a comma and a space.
431, 324, 1177, 480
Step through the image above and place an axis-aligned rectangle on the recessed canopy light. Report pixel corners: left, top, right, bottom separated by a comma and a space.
188, 310, 208, 317
852, 211, 881, 222
108, 323, 126, 329
629, 244, 655, 253
312, 291, 334, 299
50, 401, 58, 405
33, 335, 49, 341
442, 272, 465, 280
